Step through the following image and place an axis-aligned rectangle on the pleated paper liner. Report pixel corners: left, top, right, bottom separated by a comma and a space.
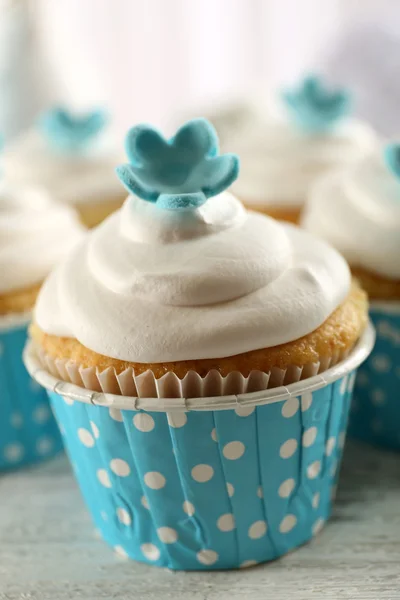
33, 342, 354, 399
23, 324, 374, 570
350, 302, 400, 450
0, 312, 63, 470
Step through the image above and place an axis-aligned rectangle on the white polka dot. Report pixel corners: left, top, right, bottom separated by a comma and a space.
279, 438, 298, 459
141, 495, 149, 509
101, 511, 108, 521
325, 437, 336, 457
109, 407, 123, 422
117, 507, 131, 525
211, 428, 218, 442
357, 371, 369, 387
10, 413, 23, 428
114, 545, 128, 558
191, 464, 214, 483
240, 560, 258, 568
167, 412, 187, 428
63, 396, 74, 405
340, 376, 348, 395
279, 514, 297, 533
197, 549, 219, 566
302, 426, 317, 447
235, 405, 255, 417
371, 354, 391, 373
157, 527, 178, 543
278, 478, 295, 498
338, 432, 346, 449
217, 513, 235, 532
307, 460, 321, 479
133, 413, 155, 432
371, 389, 386, 406
97, 469, 112, 488
4, 443, 24, 462
248, 520, 267, 539
36, 436, 53, 455
110, 458, 131, 477
183, 501, 195, 516
301, 392, 313, 411
227, 483, 234, 497
257, 485, 263, 498
144, 471, 166, 489
78, 428, 95, 448
90, 421, 100, 439
223, 441, 245, 460
312, 492, 320, 509
312, 518, 325, 536
141, 543, 160, 561
33, 404, 51, 424
281, 397, 300, 418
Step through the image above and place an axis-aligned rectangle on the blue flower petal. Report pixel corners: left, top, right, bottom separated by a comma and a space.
116, 118, 239, 209
39, 107, 108, 152
157, 192, 207, 211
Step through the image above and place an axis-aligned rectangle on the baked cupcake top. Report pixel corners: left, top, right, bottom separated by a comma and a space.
35, 118, 351, 362
302, 144, 400, 280
2, 107, 123, 205
0, 183, 85, 294
231, 76, 377, 207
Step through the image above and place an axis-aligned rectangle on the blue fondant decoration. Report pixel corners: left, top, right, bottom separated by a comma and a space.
282, 75, 351, 133
116, 118, 239, 211
383, 143, 400, 181
39, 107, 108, 153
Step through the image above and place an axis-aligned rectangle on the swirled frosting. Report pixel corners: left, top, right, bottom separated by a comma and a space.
0, 183, 86, 294
2, 129, 124, 205
35, 192, 351, 362
231, 118, 377, 207
302, 151, 400, 280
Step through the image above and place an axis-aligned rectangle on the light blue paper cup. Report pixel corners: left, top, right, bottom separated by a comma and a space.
349, 303, 400, 450
0, 314, 63, 470
24, 324, 374, 570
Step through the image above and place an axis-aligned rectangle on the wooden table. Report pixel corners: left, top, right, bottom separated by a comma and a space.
1, 440, 399, 600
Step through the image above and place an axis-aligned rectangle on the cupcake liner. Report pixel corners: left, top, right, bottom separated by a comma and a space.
23, 324, 374, 570
349, 302, 400, 450
0, 314, 63, 470
34, 343, 352, 399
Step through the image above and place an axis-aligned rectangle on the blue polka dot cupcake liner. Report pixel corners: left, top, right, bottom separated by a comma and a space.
0, 315, 63, 470
23, 324, 374, 570
349, 303, 400, 451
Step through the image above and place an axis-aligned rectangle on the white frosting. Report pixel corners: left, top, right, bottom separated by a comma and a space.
2, 129, 124, 206
0, 183, 86, 294
230, 118, 377, 207
35, 192, 350, 362
302, 152, 400, 280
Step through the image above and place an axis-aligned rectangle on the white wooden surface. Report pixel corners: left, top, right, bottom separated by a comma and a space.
1, 440, 400, 600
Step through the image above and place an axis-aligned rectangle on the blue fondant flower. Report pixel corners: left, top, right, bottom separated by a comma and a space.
282, 76, 351, 133
115, 118, 239, 211
39, 107, 108, 152
383, 143, 400, 181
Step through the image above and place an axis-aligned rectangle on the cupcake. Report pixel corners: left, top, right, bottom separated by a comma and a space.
25, 119, 373, 569
0, 181, 85, 469
302, 144, 400, 450
231, 75, 377, 223
3, 107, 126, 228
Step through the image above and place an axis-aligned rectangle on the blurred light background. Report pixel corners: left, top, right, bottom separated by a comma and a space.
1, 0, 400, 138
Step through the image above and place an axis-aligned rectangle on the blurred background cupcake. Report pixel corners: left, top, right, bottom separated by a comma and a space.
0, 180, 85, 469
302, 143, 400, 450
2, 107, 125, 228
25, 118, 373, 569
227, 75, 377, 223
